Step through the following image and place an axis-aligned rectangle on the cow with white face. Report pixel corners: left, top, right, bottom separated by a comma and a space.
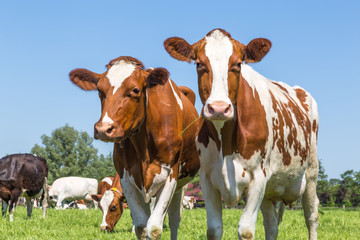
69, 56, 200, 239
92, 173, 126, 231
164, 29, 319, 240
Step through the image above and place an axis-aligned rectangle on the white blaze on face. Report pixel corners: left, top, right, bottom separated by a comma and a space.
204, 30, 233, 108
107, 60, 136, 95
102, 112, 114, 124
100, 190, 115, 228
169, 79, 183, 110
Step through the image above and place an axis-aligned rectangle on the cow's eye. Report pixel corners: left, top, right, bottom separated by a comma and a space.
196, 62, 202, 68
110, 205, 117, 211
133, 88, 140, 94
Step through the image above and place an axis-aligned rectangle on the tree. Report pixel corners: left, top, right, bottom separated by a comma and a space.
317, 159, 332, 205
31, 124, 115, 184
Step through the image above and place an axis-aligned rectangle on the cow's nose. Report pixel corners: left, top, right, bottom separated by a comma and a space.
94, 122, 115, 139
100, 225, 107, 231
206, 101, 233, 120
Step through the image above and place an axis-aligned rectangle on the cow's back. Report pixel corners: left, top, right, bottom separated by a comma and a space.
0, 154, 47, 195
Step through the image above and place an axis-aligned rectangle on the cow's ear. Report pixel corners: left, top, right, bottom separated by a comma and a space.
146, 68, 170, 88
244, 38, 272, 63
164, 37, 194, 63
91, 194, 102, 202
69, 68, 100, 91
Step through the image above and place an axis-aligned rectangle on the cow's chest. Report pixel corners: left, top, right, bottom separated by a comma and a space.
197, 138, 252, 207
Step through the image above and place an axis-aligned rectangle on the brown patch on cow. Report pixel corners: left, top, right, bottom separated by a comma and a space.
270, 87, 311, 166
197, 119, 221, 151
242, 169, 246, 178
108, 56, 144, 69
235, 76, 269, 160
146, 68, 169, 88
295, 88, 309, 112
272, 82, 289, 94
263, 169, 267, 177
261, 160, 264, 169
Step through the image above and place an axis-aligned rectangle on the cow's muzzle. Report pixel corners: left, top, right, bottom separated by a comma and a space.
204, 101, 234, 121
94, 122, 123, 142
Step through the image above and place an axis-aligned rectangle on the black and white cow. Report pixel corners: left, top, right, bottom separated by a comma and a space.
0, 154, 48, 221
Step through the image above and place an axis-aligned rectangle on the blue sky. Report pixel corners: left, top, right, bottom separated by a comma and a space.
1, 1, 359, 179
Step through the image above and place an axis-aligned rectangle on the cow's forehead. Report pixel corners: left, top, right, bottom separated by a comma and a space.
204, 30, 233, 62
106, 60, 137, 95
100, 190, 115, 207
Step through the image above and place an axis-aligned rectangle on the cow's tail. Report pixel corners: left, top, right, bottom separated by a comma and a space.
277, 201, 285, 225
41, 177, 49, 218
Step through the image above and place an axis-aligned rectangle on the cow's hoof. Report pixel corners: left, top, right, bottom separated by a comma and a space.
148, 226, 162, 240
240, 228, 253, 240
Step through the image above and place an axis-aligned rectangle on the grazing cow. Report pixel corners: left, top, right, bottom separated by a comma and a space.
0, 154, 48, 221
69, 56, 200, 239
182, 196, 196, 210
91, 173, 127, 231
48, 176, 98, 209
98, 176, 114, 195
164, 29, 319, 240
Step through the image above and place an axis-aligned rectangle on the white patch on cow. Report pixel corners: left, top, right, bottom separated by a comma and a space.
107, 60, 136, 95
100, 190, 115, 228
101, 177, 113, 186
169, 79, 183, 110
102, 112, 114, 124
145, 164, 172, 203
204, 30, 234, 115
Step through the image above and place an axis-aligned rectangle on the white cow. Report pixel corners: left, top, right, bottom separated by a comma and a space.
48, 177, 98, 209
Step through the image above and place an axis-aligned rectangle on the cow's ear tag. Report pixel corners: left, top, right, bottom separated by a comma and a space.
112, 188, 117, 192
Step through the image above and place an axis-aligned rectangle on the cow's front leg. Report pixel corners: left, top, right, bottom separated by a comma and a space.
238, 170, 267, 240
121, 173, 150, 240
25, 197, 33, 218
167, 185, 187, 240
200, 170, 223, 240
2, 200, 8, 217
147, 174, 177, 240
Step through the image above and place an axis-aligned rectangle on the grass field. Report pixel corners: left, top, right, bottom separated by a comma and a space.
0, 207, 359, 239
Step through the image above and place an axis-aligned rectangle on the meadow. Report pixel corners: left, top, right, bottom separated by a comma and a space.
0, 207, 359, 239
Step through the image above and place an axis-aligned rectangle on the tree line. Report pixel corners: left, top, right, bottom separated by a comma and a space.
30, 125, 360, 207
31, 124, 115, 184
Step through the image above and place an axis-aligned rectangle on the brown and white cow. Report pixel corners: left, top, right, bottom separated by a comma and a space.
69, 56, 200, 239
98, 176, 114, 195
164, 29, 319, 240
92, 173, 127, 231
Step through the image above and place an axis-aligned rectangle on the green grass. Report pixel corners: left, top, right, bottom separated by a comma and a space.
0, 207, 359, 239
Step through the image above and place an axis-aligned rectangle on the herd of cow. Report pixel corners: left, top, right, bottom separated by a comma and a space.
0, 29, 319, 240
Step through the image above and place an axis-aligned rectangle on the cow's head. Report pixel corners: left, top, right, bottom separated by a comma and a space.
164, 29, 271, 122
91, 188, 125, 231
70, 56, 170, 142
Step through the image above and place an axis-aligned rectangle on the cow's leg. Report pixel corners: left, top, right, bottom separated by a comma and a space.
167, 186, 186, 240
260, 199, 278, 240
9, 189, 22, 222
56, 194, 65, 209
147, 175, 177, 240
2, 200, 8, 217
302, 155, 319, 240
238, 172, 266, 240
122, 178, 150, 240
200, 170, 223, 240
25, 197, 33, 218
41, 177, 49, 218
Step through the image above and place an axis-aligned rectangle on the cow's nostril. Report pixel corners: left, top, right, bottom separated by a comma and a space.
207, 105, 214, 115
106, 126, 114, 134
224, 104, 231, 114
